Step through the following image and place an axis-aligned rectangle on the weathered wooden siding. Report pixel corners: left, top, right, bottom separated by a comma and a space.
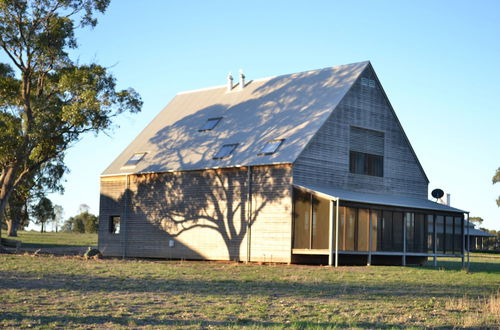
293, 65, 428, 198
98, 176, 127, 256
99, 165, 292, 262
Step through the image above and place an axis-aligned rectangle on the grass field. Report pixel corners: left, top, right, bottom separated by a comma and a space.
0, 250, 499, 329
1, 230, 97, 248
0, 232, 499, 328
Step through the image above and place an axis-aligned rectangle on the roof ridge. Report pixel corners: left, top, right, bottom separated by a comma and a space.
176, 61, 370, 96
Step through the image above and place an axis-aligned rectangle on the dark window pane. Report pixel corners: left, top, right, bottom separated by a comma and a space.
199, 117, 222, 131
259, 139, 284, 155
123, 152, 146, 167
349, 151, 383, 177
213, 144, 238, 159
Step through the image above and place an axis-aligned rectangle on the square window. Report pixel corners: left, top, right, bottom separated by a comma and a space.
349, 151, 383, 177
199, 117, 222, 131
259, 139, 284, 155
123, 152, 146, 167
109, 216, 120, 234
213, 144, 238, 159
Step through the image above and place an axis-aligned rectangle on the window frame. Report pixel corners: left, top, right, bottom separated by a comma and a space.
109, 216, 121, 234
213, 143, 238, 159
349, 151, 384, 177
123, 152, 146, 168
258, 139, 285, 156
198, 117, 222, 132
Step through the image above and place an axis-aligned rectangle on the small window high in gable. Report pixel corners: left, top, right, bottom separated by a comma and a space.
259, 139, 284, 155
199, 117, 222, 132
123, 152, 146, 167
213, 143, 238, 159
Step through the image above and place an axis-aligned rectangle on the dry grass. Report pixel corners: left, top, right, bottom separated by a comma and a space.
445, 292, 500, 327
0, 252, 499, 328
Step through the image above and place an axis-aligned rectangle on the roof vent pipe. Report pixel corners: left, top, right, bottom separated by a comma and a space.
227, 72, 234, 92
446, 193, 451, 206
239, 69, 245, 90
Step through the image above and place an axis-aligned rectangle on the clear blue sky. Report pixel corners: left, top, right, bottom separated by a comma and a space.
39, 0, 499, 230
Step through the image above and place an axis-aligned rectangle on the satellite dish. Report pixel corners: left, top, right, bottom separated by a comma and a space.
431, 188, 444, 199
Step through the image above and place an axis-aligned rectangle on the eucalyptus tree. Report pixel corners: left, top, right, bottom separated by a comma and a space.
0, 0, 142, 241
494, 167, 500, 206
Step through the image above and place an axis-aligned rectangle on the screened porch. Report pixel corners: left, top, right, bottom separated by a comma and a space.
291, 185, 466, 266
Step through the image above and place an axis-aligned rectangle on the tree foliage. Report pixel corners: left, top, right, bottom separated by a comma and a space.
493, 167, 500, 207
469, 217, 484, 225
62, 209, 98, 233
31, 196, 54, 232
0, 0, 142, 238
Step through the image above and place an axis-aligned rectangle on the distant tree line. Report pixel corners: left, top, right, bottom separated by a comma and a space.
1, 202, 98, 234
60, 204, 98, 233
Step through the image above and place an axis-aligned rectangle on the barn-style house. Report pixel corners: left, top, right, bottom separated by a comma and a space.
99, 61, 466, 266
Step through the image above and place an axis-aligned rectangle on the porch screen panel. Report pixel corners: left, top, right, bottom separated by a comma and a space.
312, 195, 330, 249
445, 216, 454, 254
454, 216, 462, 254
436, 215, 445, 253
293, 189, 311, 249
344, 207, 356, 251
371, 210, 380, 251
357, 208, 369, 251
338, 206, 346, 250
427, 214, 435, 253
414, 213, 427, 253
393, 212, 404, 251
379, 211, 393, 251
405, 212, 415, 252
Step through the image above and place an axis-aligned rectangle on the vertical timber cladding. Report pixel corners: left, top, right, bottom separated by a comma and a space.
98, 176, 127, 256
100, 164, 293, 262
293, 65, 428, 198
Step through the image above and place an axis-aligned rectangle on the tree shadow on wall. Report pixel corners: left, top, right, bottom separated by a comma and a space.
129, 165, 290, 261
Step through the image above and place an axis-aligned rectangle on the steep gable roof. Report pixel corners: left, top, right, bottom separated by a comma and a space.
102, 61, 370, 176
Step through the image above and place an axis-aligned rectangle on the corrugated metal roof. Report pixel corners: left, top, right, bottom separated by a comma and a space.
466, 227, 496, 237
102, 61, 369, 176
294, 184, 467, 213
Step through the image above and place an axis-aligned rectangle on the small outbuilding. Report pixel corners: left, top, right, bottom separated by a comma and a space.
99, 61, 466, 265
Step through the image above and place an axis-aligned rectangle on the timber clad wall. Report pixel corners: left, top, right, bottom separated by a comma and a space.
293, 65, 428, 198
98, 176, 127, 256
99, 165, 293, 263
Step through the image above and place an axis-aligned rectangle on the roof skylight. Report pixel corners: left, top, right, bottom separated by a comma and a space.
213, 144, 238, 159
259, 139, 284, 155
123, 152, 146, 167
199, 117, 222, 132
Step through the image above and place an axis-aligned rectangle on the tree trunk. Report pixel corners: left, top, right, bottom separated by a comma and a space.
41, 222, 44, 233
0, 165, 20, 245
6, 218, 18, 237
